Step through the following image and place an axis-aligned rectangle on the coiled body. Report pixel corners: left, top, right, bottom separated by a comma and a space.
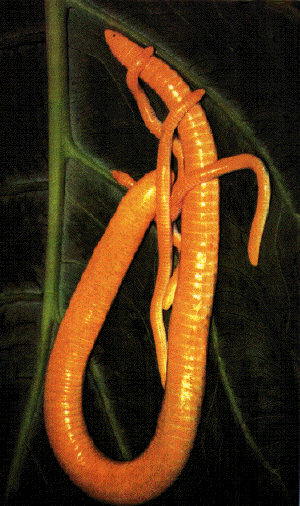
44, 30, 270, 505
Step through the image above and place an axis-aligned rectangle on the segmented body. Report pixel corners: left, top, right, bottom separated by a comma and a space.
106, 31, 220, 385
44, 30, 270, 505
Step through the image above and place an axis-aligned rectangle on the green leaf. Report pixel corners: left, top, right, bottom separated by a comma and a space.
5, 1, 299, 504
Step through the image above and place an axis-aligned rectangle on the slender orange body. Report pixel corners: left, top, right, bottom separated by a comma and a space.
44, 30, 270, 505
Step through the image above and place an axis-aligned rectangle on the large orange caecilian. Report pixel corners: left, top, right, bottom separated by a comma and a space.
44, 30, 270, 504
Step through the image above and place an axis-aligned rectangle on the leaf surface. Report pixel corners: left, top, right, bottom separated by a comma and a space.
5, 1, 299, 504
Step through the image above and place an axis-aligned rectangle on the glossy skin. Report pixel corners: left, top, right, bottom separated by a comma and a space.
44, 30, 270, 505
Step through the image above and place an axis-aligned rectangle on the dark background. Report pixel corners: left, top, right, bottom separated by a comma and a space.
1, 1, 299, 505
1, 0, 48, 500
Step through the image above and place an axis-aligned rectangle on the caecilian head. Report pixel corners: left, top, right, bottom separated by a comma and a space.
105, 30, 149, 69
